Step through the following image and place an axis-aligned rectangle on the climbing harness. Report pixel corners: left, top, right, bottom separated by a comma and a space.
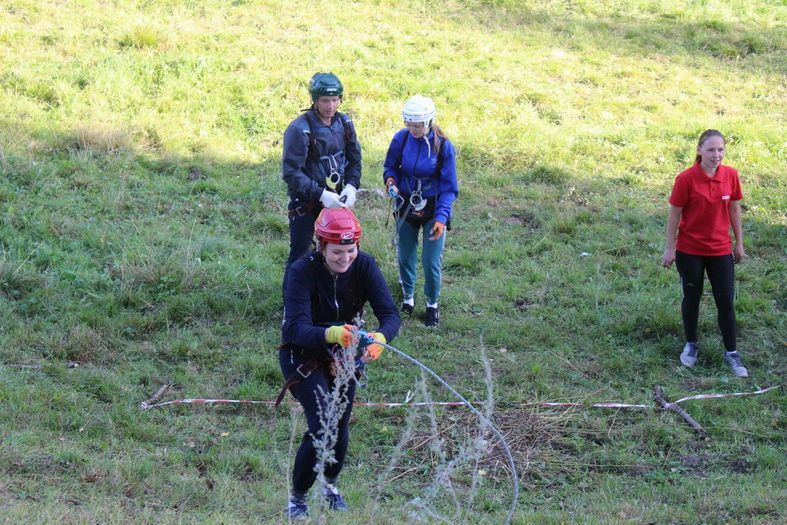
323, 154, 343, 190
409, 179, 427, 212
301, 109, 355, 193
273, 342, 369, 409
388, 192, 409, 248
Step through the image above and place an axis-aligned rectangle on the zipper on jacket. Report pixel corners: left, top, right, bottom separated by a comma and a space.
412, 137, 421, 179
333, 275, 340, 321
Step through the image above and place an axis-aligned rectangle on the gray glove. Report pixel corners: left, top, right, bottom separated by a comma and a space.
319, 189, 347, 209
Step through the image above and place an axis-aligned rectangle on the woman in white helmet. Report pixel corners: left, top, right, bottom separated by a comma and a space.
383, 95, 459, 327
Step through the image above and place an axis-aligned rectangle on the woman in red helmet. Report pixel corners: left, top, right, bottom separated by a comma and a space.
279, 207, 400, 519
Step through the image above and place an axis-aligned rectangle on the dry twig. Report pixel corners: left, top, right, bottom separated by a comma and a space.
654, 385, 706, 435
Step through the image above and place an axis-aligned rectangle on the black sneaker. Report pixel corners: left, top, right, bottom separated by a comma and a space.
424, 306, 439, 327
401, 302, 414, 315
324, 483, 348, 511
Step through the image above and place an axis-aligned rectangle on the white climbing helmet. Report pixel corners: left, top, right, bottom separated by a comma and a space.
402, 95, 436, 126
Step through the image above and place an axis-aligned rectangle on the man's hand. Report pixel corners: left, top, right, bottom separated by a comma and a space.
320, 189, 347, 209
340, 184, 357, 208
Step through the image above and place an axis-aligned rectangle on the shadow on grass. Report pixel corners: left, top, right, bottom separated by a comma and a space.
0, 121, 291, 359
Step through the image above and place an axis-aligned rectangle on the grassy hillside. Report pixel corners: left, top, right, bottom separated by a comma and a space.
0, 0, 784, 523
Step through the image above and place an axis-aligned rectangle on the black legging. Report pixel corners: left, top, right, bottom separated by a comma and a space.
675, 251, 737, 351
279, 348, 356, 495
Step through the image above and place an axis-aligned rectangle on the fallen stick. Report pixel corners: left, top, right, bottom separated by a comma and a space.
139, 384, 172, 410
139, 386, 781, 412
654, 385, 706, 435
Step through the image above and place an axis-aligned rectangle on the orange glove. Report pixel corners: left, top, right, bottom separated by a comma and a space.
326, 324, 355, 348
429, 221, 445, 241
362, 332, 386, 362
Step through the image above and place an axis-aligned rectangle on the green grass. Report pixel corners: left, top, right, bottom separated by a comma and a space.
0, 0, 785, 523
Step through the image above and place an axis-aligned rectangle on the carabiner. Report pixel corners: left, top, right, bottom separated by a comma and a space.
324, 156, 342, 190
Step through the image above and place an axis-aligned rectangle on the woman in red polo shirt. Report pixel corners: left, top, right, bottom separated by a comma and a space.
661, 129, 748, 377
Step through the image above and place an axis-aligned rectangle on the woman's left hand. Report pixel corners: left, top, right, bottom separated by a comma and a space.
733, 243, 747, 264
362, 332, 386, 362
429, 221, 445, 241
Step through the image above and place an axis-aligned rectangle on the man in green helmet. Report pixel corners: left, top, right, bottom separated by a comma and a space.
281, 72, 363, 293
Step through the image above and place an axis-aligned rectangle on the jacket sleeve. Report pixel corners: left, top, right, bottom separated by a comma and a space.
434, 139, 459, 225
383, 130, 407, 186
342, 115, 363, 190
282, 260, 331, 350
282, 119, 323, 202
361, 256, 400, 343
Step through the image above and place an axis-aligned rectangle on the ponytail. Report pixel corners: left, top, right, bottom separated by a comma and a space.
431, 123, 447, 156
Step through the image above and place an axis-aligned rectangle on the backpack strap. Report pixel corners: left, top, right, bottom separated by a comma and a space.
304, 111, 318, 162
339, 113, 353, 145
305, 111, 354, 162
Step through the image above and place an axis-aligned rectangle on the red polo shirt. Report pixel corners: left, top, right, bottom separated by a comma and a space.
669, 163, 743, 256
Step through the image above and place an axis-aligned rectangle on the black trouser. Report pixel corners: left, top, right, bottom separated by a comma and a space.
279, 348, 356, 495
283, 204, 320, 295
675, 251, 737, 351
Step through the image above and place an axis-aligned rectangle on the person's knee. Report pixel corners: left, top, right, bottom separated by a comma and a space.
681, 281, 702, 298
713, 292, 734, 311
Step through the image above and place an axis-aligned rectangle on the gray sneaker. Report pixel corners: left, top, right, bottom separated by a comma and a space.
723, 352, 748, 378
323, 483, 348, 511
285, 495, 309, 520
680, 342, 699, 368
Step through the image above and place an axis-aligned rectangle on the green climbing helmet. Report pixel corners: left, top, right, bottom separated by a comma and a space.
309, 72, 343, 101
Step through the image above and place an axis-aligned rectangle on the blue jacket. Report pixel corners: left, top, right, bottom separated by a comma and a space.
282, 251, 400, 353
383, 128, 459, 225
282, 109, 362, 205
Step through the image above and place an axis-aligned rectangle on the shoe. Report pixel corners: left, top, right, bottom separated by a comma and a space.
324, 483, 348, 511
723, 352, 748, 378
424, 306, 439, 328
680, 342, 699, 368
285, 495, 309, 520
401, 302, 414, 315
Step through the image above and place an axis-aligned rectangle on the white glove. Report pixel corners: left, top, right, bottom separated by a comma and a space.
320, 189, 347, 209
340, 184, 357, 208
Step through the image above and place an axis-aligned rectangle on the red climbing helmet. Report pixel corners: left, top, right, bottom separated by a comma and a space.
315, 207, 362, 248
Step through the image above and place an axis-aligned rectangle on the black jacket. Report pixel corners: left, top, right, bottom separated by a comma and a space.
282, 251, 400, 353
281, 109, 362, 204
